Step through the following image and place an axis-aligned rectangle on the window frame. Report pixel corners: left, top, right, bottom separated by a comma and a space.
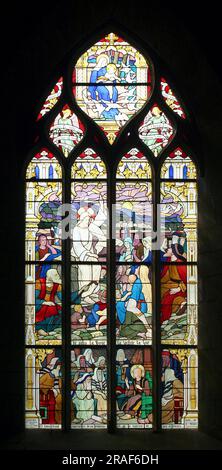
24, 25, 201, 433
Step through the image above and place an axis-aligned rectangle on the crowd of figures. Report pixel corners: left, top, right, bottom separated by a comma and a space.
28, 347, 188, 428
71, 349, 107, 427
70, 348, 153, 428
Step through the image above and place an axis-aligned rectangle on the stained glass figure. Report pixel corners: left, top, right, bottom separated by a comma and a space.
71, 154, 107, 345
161, 78, 186, 119
71, 148, 107, 179
73, 32, 152, 144
71, 182, 107, 262
116, 151, 152, 347
25, 348, 62, 428
138, 104, 174, 156
49, 105, 85, 156
25, 181, 62, 262
161, 264, 197, 345
116, 265, 152, 345
25, 264, 62, 345
116, 348, 152, 428
161, 349, 198, 428
116, 181, 152, 262
160, 147, 196, 179
71, 265, 107, 345
37, 77, 63, 120
116, 148, 152, 179
71, 348, 107, 428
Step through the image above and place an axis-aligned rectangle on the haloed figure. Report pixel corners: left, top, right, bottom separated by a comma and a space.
121, 364, 153, 424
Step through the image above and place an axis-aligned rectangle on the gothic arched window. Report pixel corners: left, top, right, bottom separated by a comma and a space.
25, 31, 198, 432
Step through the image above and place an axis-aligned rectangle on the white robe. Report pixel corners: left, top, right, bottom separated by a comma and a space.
71, 207, 107, 299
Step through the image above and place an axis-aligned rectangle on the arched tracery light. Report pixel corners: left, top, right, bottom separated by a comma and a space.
25, 31, 198, 431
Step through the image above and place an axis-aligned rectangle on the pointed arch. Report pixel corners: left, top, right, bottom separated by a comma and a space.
24, 27, 199, 431
25, 148, 63, 428
160, 147, 198, 428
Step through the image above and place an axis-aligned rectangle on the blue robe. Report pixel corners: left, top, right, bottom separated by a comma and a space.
131, 278, 147, 314
35, 247, 61, 278
87, 304, 100, 327
116, 278, 147, 325
88, 67, 119, 119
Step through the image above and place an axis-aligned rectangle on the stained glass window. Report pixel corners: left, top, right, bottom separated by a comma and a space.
25, 348, 63, 428
37, 78, 63, 121
160, 147, 196, 179
116, 348, 152, 428
71, 348, 107, 428
71, 152, 107, 346
138, 104, 174, 156
161, 78, 186, 119
25, 148, 63, 427
49, 105, 85, 157
25, 31, 198, 432
73, 33, 152, 144
160, 145, 198, 428
161, 349, 198, 428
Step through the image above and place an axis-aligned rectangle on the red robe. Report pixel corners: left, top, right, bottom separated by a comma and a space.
161, 262, 187, 323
